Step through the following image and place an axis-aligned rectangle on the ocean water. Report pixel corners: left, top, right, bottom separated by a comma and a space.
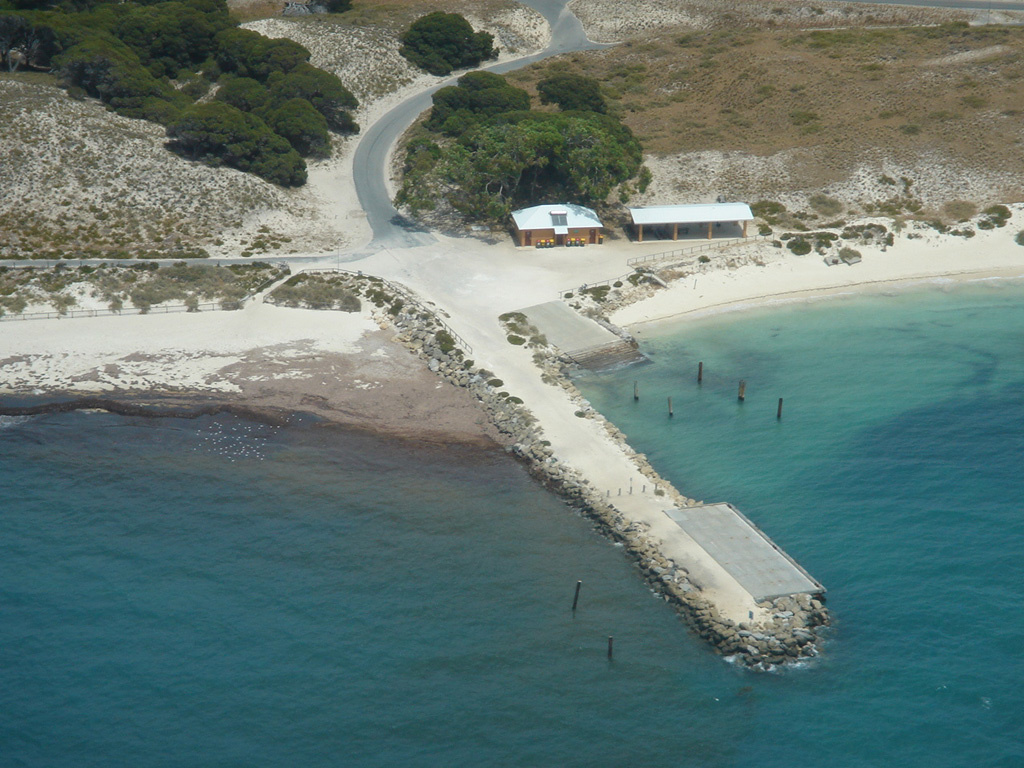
2, 279, 1023, 767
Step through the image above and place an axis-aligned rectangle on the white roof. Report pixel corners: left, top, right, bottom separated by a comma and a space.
629, 203, 754, 226
511, 203, 603, 231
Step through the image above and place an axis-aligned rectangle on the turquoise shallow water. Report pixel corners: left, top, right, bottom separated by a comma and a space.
2, 279, 1024, 766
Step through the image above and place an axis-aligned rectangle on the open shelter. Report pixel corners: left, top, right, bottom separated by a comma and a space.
629, 203, 754, 242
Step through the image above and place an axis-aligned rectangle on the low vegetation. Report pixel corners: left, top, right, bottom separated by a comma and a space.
0, 261, 284, 316
268, 272, 362, 311
507, 22, 1024, 209
0, 0, 358, 186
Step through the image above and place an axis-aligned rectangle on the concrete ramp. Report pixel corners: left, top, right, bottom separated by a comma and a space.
520, 301, 646, 370
665, 503, 824, 601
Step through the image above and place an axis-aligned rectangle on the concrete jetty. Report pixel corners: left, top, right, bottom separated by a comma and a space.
519, 300, 646, 369
664, 503, 824, 602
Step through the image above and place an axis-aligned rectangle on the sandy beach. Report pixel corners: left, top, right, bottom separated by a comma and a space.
612, 211, 1024, 328
0, 301, 501, 446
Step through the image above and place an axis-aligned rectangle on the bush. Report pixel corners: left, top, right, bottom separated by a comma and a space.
399, 12, 497, 76
788, 238, 812, 255
1015, 231, 1024, 246
537, 73, 606, 113
507, 334, 526, 345
435, 330, 456, 354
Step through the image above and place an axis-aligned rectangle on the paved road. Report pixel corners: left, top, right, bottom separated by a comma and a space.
350, 0, 609, 252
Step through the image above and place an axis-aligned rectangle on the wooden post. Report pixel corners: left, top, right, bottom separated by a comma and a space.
634, 381, 639, 401
738, 379, 746, 401
607, 636, 614, 660
638, 223, 644, 242
777, 397, 784, 419
572, 580, 582, 611
698, 361, 703, 384
673, 222, 678, 241
668, 397, 673, 417
707, 221, 713, 240
743, 220, 748, 237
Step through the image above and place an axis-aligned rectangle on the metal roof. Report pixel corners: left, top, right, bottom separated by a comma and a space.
511, 203, 603, 231
629, 203, 754, 226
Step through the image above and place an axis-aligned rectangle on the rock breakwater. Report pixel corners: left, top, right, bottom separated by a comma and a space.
374, 288, 831, 670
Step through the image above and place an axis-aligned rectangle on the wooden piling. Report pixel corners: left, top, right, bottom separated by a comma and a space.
738, 380, 746, 401
633, 381, 639, 401
777, 397, 784, 419
572, 580, 582, 612
608, 636, 614, 660
698, 361, 703, 384
668, 397, 673, 417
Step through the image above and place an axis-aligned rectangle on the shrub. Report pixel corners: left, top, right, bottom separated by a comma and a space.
435, 330, 456, 354
1015, 231, 1024, 246
537, 73, 606, 113
788, 238, 812, 255
507, 334, 526, 345
399, 12, 497, 76
943, 200, 977, 222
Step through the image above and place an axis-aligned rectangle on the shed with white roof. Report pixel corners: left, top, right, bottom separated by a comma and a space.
628, 203, 754, 242
511, 203, 604, 247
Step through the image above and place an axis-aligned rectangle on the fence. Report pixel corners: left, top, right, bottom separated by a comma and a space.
292, 267, 473, 355
626, 234, 769, 267
0, 300, 233, 322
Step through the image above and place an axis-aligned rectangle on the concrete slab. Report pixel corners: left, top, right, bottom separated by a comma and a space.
519, 301, 621, 355
664, 503, 824, 601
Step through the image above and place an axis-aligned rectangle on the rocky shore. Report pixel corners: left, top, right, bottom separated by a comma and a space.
370, 275, 831, 670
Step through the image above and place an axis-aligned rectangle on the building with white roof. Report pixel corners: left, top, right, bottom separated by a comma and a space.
628, 203, 754, 242
510, 203, 604, 247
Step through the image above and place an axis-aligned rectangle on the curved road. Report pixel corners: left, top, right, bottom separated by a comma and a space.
350, 0, 609, 252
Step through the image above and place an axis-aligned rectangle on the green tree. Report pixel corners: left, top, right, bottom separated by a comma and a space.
400, 111, 642, 221
54, 34, 178, 116
263, 97, 329, 158
267, 62, 357, 133
215, 75, 269, 112
399, 12, 496, 76
427, 70, 529, 134
214, 27, 308, 81
322, 0, 351, 11
537, 72, 606, 113
114, 2, 223, 78
167, 101, 306, 186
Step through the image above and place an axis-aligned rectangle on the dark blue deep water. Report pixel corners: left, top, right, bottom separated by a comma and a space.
3, 280, 1024, 766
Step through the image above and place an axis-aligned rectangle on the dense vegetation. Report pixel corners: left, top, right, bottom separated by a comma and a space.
0, 0, 358, 186
398, 12, 496, 76
397, 71, 644, 223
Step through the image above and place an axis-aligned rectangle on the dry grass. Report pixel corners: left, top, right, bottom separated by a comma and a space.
510, 15, 1024, 214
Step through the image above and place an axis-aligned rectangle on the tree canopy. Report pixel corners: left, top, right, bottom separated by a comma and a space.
427, 70, 529, 134
398, 109, 643, 221
167, 101, 306, 186
1, 0, 358, 186
399, 12, 496, 76
537, 72, 607, 113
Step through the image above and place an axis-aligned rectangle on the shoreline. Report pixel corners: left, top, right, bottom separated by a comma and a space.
611, 213, 1024, 331
635, 265, 1024, 330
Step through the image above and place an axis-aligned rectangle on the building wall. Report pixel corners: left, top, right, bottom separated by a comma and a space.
515, 226, 602, 247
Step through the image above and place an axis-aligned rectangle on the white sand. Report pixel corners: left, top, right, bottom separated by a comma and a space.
612, 211, 1024, 328
0, 302, 377, 394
